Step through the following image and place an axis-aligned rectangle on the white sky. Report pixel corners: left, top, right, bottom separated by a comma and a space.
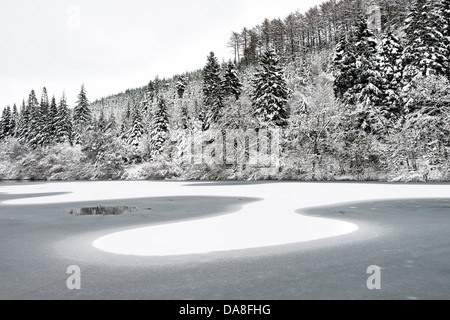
0, 0, 325, 108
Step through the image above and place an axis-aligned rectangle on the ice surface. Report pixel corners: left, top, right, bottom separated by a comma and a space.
1, 181, 449, 256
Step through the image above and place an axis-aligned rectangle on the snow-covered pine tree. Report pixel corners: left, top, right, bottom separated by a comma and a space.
11, 104, 18, 138
439, 0, 450, 79
202, 52, 224, 130
0, 109, 4, 141
17, 100, 29, 144
251, 47, 289, 127
37, 87, 50, 146
141, 83, 153, 118
0, 106, 12, 139
97, 108, 107, 131
125, 104, 145, 149
55, 94, 73, 144
377, 32, 404, 118
333, 34, 357, 102
403, 0, 448, 84
47, 96, 58, 144
333, 17, 384, 133
150, 96, 170, 157
176, 75, 187, 99
73, 84, 92, 144
347, 18, 382, 108
107, 112, 117, 132
222, 61, 243, 100
26, 90, 41, 147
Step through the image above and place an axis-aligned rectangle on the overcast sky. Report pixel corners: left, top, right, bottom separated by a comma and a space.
0, 0, 325, 108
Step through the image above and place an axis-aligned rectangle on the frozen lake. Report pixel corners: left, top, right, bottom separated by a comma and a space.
1, 181, 450, 299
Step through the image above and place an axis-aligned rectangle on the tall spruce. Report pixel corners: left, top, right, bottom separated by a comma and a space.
27, 90, 40, 147
125, 104, 145, 149
403, 0, 449, 83
439, 0, 450, 79
0, 106, 12, 139
377, 32, 404, 118
55, 94, 73, 144
202, 52, 223, 130
47, 96, 58, 144
222, 61, 243, 100
251, 47, 289, 127
11, 104, 18, 137
150, 97, 170, 156
73, 84, 92, 144
176, 75, 188, 99
17, 100, 29, 143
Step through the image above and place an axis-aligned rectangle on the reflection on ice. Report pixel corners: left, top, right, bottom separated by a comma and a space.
69, 206, 139, 216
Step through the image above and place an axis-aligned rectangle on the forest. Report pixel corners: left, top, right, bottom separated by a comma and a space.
1, 0, 449, 182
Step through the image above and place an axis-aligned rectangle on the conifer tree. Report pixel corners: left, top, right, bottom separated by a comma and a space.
333, 34, 357, 102
439, 0, 450, 79
125, 104, 145, 149
0, 106, 12, 139
377, 32, 404, 118
73, 84, 92, 144
222, 61, 243, 100
27, 90, 41, 147
11, 104, 18, 137
97, 109, 107, 131
17, 100, 29, 143
150, 97, 170, 156
202, 52, 223, 130
47, 96, 58, 144
176, 75, 188, 99
403, 0, 448, 83
55, 94, 73, 144
251, 47, 289, 127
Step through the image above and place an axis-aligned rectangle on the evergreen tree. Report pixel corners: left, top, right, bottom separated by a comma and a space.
377, 32, 404, 118
11, 104, 18, 137
0, 109, 4, 141
347, 18, 382, 107
150, 97, 170, 156
333, 34, 357, 102
107, 112, 117, 132
202, 52, 223, 130
73, 84, 92, 144
125, 104, 145, 149
28, 87, 51, 147
0, 106, 12, 139
403, 0, 448, 83
55, 94, 73, 144
176, 75, 187, 99
140, 83, 154, 118
333, 18, 383, 133
439, 0, 450, 79
147, 80, 156, 103
47, 96, 58, 144
222, 61, 243, 100
97, 109, 107, 131
251, 47, 290, 127
27, 90, 41, 147
17, 100, 29, 143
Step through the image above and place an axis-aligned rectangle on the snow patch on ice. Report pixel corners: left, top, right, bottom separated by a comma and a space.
1, 182, 449, 256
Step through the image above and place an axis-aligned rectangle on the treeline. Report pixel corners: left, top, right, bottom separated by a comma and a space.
1, 0, 449, 181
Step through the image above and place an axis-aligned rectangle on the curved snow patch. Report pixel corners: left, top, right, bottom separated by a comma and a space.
92, 210, 358, 256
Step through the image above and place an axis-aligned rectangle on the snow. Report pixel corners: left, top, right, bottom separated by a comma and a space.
1, 182, 450, 256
